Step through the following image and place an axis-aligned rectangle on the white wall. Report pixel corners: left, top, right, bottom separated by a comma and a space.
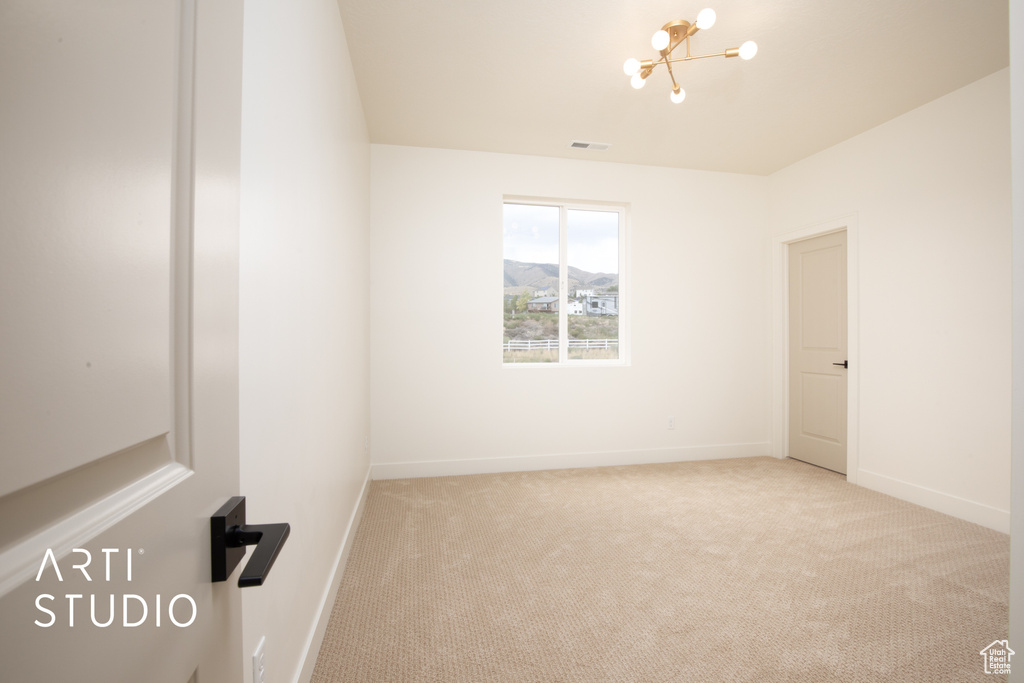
239, 1, 370, 681
769, 69, 1013, 531
1009, 0, 1023, 672
370, 146, 771, 477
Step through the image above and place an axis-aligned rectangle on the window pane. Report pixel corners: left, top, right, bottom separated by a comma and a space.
567, 209, 619, 360
503, 204, 559, 363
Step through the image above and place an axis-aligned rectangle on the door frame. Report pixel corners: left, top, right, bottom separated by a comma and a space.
772, 215, 860, 482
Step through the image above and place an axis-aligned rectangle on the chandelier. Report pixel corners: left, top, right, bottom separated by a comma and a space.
623, 8, 757, 103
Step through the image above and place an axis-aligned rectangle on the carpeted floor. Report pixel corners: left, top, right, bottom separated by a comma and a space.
311, 457, 1010, 682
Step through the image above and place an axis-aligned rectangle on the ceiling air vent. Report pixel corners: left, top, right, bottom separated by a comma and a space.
569, 140, 610, 151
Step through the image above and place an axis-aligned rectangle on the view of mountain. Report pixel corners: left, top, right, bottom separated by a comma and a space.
503, 259, 618, 294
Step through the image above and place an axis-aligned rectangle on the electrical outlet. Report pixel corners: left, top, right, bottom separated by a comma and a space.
668, 416, 676, 430
253, 636, 266, 683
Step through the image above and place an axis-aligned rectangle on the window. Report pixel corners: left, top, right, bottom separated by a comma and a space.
503, 199, 626, 365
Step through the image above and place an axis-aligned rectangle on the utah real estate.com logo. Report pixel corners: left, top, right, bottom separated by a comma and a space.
980, 640, 1014, 675
33, 548, 197, 628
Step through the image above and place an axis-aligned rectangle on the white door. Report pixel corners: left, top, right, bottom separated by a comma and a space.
788, 231, 848, 474
0, 1, 244, 680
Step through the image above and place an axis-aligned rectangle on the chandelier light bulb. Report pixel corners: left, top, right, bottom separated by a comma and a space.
670, 88, 686, 104
739, 40, 758, 60
651, 29, 670, 51
695, 8, 717, 30
630, 72, 646, 89
623, 58, 641, 76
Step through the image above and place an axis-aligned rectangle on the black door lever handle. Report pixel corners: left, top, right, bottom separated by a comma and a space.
211, 496, 291, 587
229, 523, 290, 587
833, 360, 848, 369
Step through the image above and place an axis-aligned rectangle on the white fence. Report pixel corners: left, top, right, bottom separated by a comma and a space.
503, 339, 618, 351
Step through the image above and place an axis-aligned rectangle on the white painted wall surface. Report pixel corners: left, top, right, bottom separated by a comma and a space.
1009, 0, 1023, 672
240, 1, 371, 681
769, 69, 1013, 531
370, 146, 771, 477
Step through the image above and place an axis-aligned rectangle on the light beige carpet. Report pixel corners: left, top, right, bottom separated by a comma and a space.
311, 457, 1009, 682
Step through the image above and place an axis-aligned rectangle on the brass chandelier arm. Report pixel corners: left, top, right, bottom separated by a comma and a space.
652, 31, 736, 74
663, 54, 681, 93
643, 50, 737, 78
664, 50, 734, 65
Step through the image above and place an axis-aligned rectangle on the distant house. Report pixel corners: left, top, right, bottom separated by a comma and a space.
585, 294, 618, 316
567, 300, 584, 315
527, 296, 558, 312
533, 287, 555, 298
574, 289, 594, 298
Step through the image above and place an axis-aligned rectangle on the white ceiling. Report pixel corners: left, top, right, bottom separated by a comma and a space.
336, 0, 1009, 176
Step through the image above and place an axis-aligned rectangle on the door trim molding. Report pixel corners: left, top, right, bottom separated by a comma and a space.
772, 215, 860, 483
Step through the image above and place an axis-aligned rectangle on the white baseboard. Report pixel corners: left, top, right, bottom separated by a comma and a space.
857, 468, 1010, 533
370, 443, 772, 480
294, 466, 372, 683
